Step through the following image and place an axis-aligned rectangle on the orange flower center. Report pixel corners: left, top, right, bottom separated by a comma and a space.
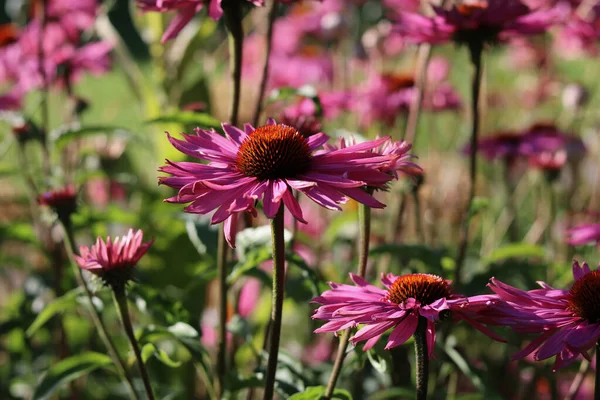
383, 74, 415, 92
386, 274, 452, 305
457, 2, 488, 16
236, 124, 312, 181
567, 270, 600, 322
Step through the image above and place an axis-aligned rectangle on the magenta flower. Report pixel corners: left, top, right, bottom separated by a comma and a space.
486, 261, 600, 370
38, 184, 78, 220
136, 0, 264, 43
466, 132, 524, 161
394, 0, 566, 46
567, 221, 600, 246
74, 229, 154, 288
312, 273, 505, 353
159, 119, 397, 247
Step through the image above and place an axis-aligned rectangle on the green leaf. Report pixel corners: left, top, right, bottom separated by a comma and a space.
33, 352, 113, 400
485, 243, 545, 264
443, 338, 484, 392
288, 386, 352, 400
468, 196, 489, 218
26, 288, 83, 337
146, 112, 221, 130
141, 343, 182, 368
1, 223, 39, 246
51, 125, 138, 150
228, 246, 272, 285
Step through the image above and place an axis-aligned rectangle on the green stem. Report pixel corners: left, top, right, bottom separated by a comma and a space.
37, 0, 51, 177
223, 3, 244, 127
412, 189, 424, 244
414, 316, 429, 400
454, 41, 483, 290
251, 0, 278, 127
263, 206, 285, 400
61, 219, 139, 400
503, 159, 518, 243
215, 224, 228, 398
113, 287, 155, 400
324, 196, 373, 398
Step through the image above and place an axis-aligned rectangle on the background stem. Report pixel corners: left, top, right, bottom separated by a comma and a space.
414, 316, 429, 400
215, 225, 228, 398
324, 197, 373, 398
263, 206, 285, 400
454, 42, 483, 290
595, 341, 600, 400
251, 0, 278, 127
223, 5, 244, 127
113, 287, 155, 400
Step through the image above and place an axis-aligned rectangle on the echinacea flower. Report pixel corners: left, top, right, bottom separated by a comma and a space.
38, 185, 78, 221
74, 229, 154, 289
137, 0, 264, 43
486, 261, 600, 370
312, 273, 505, 354
394, 0, 566, 47
159, 119, 397, 247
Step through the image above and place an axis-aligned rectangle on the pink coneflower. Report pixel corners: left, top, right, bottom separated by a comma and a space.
159, 119, 397, 247
466, 132, 524, 162
74, 229, 154, 289
394, 0, 566, 47
486, 261, 600, 370
312, 273, 505, 353
136, 0, 264, 42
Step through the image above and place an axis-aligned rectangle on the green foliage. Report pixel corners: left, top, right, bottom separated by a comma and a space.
32, 352, 114, 400
288, 386, 353, 400
26, 288, 84, 337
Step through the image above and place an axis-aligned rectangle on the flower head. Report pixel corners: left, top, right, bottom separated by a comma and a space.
312, 273, 504, 355
38, 184, 78, 221
137, 0, 264, 43
394, 0, 565, 47
159, 119, 397, 247
567, 212, 600, 246
486, 261, 600, 370
74, 229, 153, 290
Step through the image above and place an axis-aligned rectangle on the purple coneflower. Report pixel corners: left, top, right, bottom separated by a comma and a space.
486, 261, 600, 371
312, 272, 505, 353
38, 185, 78, 221
159, 119, 397, 247
74, 229, 153, 289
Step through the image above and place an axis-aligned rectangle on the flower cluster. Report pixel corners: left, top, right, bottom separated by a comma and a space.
0, 0, 112, 110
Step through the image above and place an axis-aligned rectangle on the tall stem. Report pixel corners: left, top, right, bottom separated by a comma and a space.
61, 219, 139, 399
223, 4, 244, 127
113, 287, 155, 400
595, 341, 600, 400
251, 0, 278, 127
37, 0, 51, 177
263, 206, 285, 400
414, 316, 429, 400
324, 197, 373, 398
454, 42, 483, 290
403, 44, 432, 144
215, 224, 228, 398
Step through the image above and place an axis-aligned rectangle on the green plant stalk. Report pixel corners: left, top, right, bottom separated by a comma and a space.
263, 206, 285, 400
215, 224, 228, 398
61, 219, 139, 400
324, 195, 373, 398
224, 4, 244, 128
454, 41, 484, 290
113, 287, 155, 400
252, 0, 278, 127
37, 0, 51, 176
414, 317, 429, 400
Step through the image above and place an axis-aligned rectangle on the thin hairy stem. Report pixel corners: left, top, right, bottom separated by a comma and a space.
251, 0, 278, 127
263, 206, 285, 400
454, 42, 483, 290
215, 224, 228, 398
113, 287, 155, 400
414, 316, 429, 400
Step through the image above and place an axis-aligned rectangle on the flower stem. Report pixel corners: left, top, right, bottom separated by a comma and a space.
325, 197, 373, 398
113, 287, 155, 400
37, 0, 52, 177
215, 224, 228, 398
251, 0, 278, 127
223, 3, 244, 127
403, 44, 432, 144
595, 341, 600, 400
263, 206, 285, 400
61, 219, 139, 400
454, 41, 483, 290
414, 316, 429, 400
